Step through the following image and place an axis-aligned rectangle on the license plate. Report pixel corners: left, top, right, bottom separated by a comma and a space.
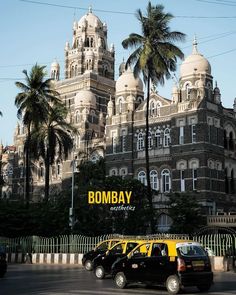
192, 260, 204, 270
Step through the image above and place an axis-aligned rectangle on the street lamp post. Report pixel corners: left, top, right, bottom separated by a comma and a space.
69, 152, 77, 232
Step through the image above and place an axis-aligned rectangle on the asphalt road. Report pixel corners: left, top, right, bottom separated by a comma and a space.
0, 264, 236, 295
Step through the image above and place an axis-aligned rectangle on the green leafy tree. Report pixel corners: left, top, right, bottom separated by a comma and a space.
28, 103, 76, 202
15, 64, 60, 205
122, 2, 185, 233
73, 159, 150, 235
168, 193, 206, 235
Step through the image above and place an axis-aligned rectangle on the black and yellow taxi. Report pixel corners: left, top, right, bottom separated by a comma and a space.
0, 245, 7, 278
82, 238, 120, 271
93, 240, 145, 279
111, 239, 213, 294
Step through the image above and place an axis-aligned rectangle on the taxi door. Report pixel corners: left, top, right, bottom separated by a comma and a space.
104, 242, 126, 271
124, 243, 151, 282
144, 243, 169, 283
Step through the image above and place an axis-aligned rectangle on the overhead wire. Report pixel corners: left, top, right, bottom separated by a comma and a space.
196, 0, 236, 6
19, 0, 236, 18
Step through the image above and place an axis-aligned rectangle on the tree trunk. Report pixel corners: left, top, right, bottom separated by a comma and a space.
25, 124, 31, 208
44, 147, 50, 202
145, 76, 155, 233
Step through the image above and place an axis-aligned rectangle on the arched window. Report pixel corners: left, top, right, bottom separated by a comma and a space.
156, 102, 161, 117
110, 168, 118, 176
185, 83, 191, 100
137, 133, 144, 151
90, 110, 96, 123
75, 111, 80, 123
161, 169, 171, 193
155, 130, 162, 147
138, 171, 146, 185
150, 101, 155, 116
150, 170, 158, 190
157, 214, 173, 232
90, 37, 94, 47
120, 167, 127, 179
178, 162, 186, 192
229, 131, 234, 151
71, 66, 75, 78
148, 131, 153, 149
86, 37, 90, 47
163, 128, 171, 147
118, 98, 123, 114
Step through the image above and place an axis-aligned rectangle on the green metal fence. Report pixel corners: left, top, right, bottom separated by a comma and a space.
0, 233, 235, 256
194, 234, 236, 256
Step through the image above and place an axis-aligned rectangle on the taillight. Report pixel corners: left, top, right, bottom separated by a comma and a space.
177, 257, 186, 272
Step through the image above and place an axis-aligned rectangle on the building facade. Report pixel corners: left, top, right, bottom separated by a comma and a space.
105, 38, 236, 230
1, 10, 236, 229
6, 8, 115, 201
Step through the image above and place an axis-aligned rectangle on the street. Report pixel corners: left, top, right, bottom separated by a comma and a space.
0, 264, 236, 295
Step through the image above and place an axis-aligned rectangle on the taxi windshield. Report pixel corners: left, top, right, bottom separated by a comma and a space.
177, 244, 206, 257
96, 241, 109, 251
110, 243, 124, 254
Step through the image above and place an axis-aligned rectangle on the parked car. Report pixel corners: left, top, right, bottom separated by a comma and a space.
82, 239, 120, 271
0, 245, 7, 278
111, 239, 213, 294
93, 240, 145, 279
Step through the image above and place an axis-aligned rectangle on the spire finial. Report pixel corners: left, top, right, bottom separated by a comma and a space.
215, 81, 218, 87
192, 34, 198, 54
88, 5, 92, 13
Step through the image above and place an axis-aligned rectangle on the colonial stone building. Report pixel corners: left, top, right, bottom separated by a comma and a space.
1, 9, 236, 230
105, 38, 236, 230
7, 8, 115, 200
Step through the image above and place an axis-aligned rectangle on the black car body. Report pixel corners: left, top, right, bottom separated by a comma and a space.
82, 239, 120, 271
0, 245, 7, 278
93, 240, 143, 279
111, 240, 213, 294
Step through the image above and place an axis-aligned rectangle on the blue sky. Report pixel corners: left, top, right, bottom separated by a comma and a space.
1, 0, 236, 145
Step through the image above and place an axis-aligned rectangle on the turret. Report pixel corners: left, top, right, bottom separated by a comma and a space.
50, 60, 60, 81
213, 81, 221, 104
107, 96, 114, 117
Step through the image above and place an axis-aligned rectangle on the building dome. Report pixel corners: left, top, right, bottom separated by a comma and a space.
180, 37, 211, 78
77, 7, 103, 29
51, 60, 60, 70
75, 90, 96, 108
116, 67, 143, 93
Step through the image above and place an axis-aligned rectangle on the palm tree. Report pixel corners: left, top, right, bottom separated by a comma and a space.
15, 64, 61, 206
28, 103, 76, 202
122, 2, 185, 233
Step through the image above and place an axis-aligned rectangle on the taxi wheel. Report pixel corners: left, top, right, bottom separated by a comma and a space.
114, 272, 127, 289
197, 284, 212, 292
95, 266, 105, 279
166, 275, 181, 294
84, 260, 93, 271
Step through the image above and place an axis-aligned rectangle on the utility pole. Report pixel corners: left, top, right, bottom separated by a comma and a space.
69, 154, 75, 232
